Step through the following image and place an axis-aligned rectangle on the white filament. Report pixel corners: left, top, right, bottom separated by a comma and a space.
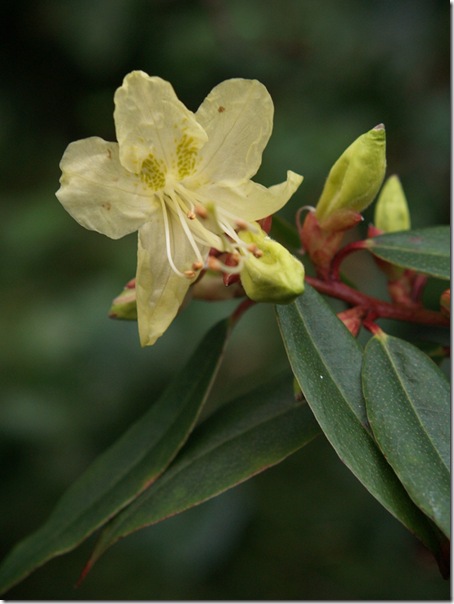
160, 183, 259, 279
159, 196, 187, 278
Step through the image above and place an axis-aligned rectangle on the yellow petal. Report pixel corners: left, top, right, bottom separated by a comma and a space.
114, 71, 207, 177
193, 79, 273, 182
56, 137, 156, 239
136, 218, 207, 346
197, 170, 303, 222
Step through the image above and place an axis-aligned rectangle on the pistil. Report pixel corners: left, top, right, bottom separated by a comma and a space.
160, 182, 264, 281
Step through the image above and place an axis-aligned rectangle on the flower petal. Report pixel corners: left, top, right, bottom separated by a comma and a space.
198, 170, 303, 222
136, 217, 208, 346
56, 137, 156, 239
114, 71, 207, 177
192, 79, 273, 182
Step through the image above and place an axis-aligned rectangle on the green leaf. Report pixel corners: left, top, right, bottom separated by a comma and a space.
276, 285, 446, 559
83, 373, 321, 575
365, 226, 450, 279
0, 319, 231, 595
363, 334, 450, 538
408, 339, 450, 365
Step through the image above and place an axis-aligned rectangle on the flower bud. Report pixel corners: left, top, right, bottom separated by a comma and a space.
374, 175, 410, 233
315, 124, 386, 229
239, 227, 305, 304
109, 279, 137, 320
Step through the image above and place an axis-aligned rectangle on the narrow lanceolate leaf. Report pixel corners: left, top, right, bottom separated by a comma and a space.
83, 373, 321, 575
365, 226, 450, 279
363, 334, 450, 538
0, 319, 231, 595
276, 285, 445, 559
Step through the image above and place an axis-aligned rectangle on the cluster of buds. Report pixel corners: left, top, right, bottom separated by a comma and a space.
296, 123, 447, 335
109, 216, 305, 320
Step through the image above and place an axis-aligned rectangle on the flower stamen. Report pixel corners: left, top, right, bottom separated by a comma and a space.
206, 253, 245, 275
167, 192, 205, 274
161, 183, 268, 281
247, 243, 263, 257
235, 218, 249, 231
195, 205, 208, 219
159, 197, 187, 278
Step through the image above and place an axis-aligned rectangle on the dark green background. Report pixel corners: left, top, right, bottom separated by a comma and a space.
0, 0, 449, 599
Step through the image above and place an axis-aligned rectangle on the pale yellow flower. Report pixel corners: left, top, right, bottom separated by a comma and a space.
56, 71, 303, 346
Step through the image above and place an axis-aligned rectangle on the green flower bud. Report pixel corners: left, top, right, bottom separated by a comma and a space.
315, 124, 386, 227
109, 280, 137, 320
239, 227, 305, 304
374, 175, 411, 232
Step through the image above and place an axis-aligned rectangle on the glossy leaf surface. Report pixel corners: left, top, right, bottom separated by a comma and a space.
0, 319, 230, 595
276, 285, 445, 558
363, 334, 450, 538
365, 226, 450, 279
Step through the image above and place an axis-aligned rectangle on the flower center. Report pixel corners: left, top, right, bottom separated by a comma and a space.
139, 149, 261, 282
140, 153, 166, 190
158, 182, 261, 281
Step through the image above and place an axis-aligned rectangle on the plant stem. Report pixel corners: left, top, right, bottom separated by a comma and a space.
306, 276, 449, 327
330, 240, 367, 281
230, 298, 256, 327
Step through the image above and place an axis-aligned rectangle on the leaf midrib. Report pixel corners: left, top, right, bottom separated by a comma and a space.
380, 339, 449, 475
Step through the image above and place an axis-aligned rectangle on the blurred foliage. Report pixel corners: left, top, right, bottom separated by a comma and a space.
0, 0, 449, 599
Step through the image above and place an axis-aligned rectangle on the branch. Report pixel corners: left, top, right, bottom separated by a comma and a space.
306, 276, 449, 327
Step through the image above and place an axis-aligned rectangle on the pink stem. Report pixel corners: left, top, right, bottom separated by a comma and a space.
230, 298, 256, 327
330, 240, 368, 281
306, 276, 449, 327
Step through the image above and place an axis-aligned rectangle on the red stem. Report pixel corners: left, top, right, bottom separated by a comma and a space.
230, 298, 256, 327
330, 240, 368, 281
306, 276, 449, 327
411, 273, 428, 304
